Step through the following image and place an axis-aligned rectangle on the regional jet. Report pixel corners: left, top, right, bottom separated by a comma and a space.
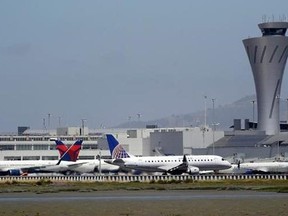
220, 161, 288, 174
106, 134, 231, 175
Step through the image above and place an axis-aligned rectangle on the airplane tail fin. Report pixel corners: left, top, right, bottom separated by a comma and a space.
55, 140, 69, 159
106, 134, 131, 159
69, 140, 82, 161
55, 139, 83, 162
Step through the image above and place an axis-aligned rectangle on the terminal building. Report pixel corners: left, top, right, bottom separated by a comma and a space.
0, 126, 223, 161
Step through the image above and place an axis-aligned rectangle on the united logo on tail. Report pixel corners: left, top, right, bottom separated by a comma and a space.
106, 134, 130, 159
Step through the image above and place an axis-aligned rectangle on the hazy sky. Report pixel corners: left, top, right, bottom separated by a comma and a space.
1, 1, 288, 132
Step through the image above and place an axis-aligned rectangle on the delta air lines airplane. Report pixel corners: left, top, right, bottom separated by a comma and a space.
0, 140, 83, 176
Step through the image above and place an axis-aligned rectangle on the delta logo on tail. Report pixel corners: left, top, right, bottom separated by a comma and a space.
55, 140, 83, 162
106, 134, 130, 159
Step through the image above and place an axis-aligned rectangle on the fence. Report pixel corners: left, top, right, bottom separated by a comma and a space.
0, 174, 287, 182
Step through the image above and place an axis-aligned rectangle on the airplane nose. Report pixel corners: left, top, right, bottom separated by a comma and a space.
225, 162, 232, 169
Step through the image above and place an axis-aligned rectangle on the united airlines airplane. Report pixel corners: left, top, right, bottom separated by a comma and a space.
106, 134, 231, 175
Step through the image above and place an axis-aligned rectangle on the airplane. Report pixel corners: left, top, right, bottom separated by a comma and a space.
0, 140, 84, 176
53, 139, 120, 174
106, 134, 232, 175
220, 161, 288, 174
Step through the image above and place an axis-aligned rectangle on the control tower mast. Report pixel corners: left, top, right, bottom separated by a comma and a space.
243, 22, 288, 135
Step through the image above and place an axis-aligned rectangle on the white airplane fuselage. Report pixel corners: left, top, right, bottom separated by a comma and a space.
67, 159, 119, 174
0, 159, 119, 175
0, 160, 75, 175
113, 155, 231, 174
221, 161, 288, 174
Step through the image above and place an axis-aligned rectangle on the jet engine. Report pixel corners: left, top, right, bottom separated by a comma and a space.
9, 169, 23, 176
187, 166, 199, 174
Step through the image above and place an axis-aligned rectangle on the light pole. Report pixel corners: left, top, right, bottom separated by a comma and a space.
212, 98, 216, 155
204, 95, 207, 128
98, 149, 102, 175
48, 113, 51, 132
81, 119, 87, 136
137, 113, 141, 121
251, 100, 255, 130
128, 116, 132, 128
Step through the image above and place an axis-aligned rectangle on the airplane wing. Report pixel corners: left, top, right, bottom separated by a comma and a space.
253, 167, 270, 173
65, 161, 89, 168
105, 159, 125, 166
158, 164, 184, 172
158, 155, 200, 175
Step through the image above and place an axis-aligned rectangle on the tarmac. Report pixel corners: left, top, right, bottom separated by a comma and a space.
0, 190, 288, 216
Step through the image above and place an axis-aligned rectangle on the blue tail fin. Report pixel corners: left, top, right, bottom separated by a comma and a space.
106, 134, 130, 159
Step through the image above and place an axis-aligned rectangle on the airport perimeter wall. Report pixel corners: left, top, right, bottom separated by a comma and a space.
0, 174, 287, 183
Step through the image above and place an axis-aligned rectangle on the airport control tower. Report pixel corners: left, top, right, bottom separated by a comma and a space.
243, 22, 288, 135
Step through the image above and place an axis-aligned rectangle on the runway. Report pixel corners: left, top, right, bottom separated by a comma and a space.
0, 190, 288, 216
1, 190, 288, 202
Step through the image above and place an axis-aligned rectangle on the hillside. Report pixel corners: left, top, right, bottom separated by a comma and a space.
114, 95, 288, 130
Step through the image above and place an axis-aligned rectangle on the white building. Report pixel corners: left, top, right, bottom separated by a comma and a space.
0, 126, 224, 161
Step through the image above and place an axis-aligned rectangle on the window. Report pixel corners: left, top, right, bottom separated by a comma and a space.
4, 156, 21, 161
33, 145, 49, 150
82, 144, 98, 150
0, 145, 15, 150
42, 156, 58, 160
23, 156, 40, 160
79, 156, 95, 160
49, 145, 56, 150
262, 28, 286, 36
16, 145, 32, 150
